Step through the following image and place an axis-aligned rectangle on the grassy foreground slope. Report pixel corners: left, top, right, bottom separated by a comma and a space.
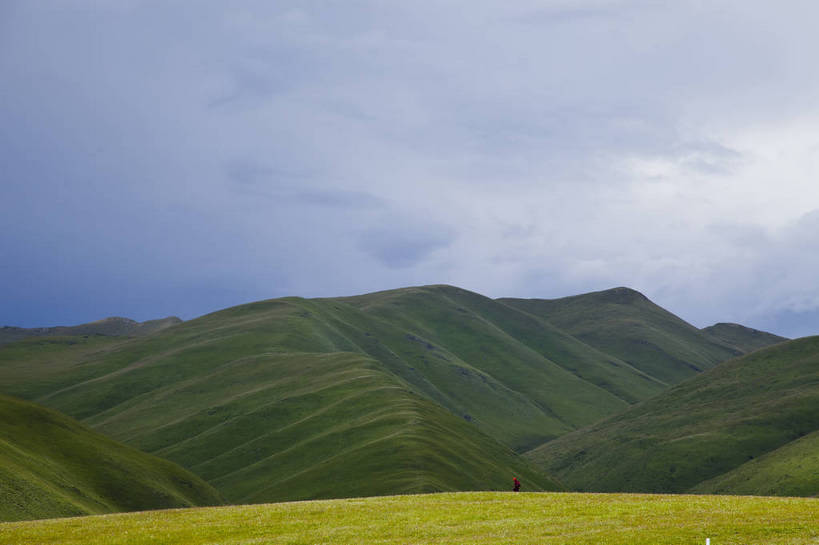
1, 492, 817, 545
692, 430, 819, 497
527, 336, 819, 495
500, 287, 747, 385
0, 395, 221, 522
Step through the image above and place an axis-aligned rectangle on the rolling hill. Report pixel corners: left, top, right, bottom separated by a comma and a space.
0, 284, 786, 504
526, 335, 819, 496
0, 288, 571, 503
0, 394, 221, 522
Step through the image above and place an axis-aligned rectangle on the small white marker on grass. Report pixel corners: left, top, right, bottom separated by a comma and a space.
706, 539, 710, 545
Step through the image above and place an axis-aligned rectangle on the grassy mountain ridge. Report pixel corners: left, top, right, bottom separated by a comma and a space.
526, 335, 819, 495
0, 292, 564, 503
0, 284, 787, 504
0, 316, 182, 346
0, 394, 221, 522
344, 285, 666, 406
1, 286, 668, 452
499, 287, 747, 385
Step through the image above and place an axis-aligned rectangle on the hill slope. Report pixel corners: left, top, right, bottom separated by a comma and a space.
333, 285, 665, 442
0, 293, 564, 502
499, 287, 753, 385
526, 336, 819, 495
0, 394, 221, 522
702, 322, 788, 354
0, 286, 665, 453
0, 285, 779, 503
692, 430, 819, 497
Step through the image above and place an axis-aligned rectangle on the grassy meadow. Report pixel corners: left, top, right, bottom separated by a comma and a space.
1, 492, 817, 545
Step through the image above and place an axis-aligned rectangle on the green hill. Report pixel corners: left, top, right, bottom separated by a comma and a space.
692, 430, 819, 497
333, 285, 665, 443
499, 287, 755, 385
0, 316, 182, 346
0, 394, 221, 522
0, 286, 669, 453
526, 336, 819, 495
0, 285, 783, 504
1, 492, 817, 545
702, 322, 788, 354
0, 288, 571, 503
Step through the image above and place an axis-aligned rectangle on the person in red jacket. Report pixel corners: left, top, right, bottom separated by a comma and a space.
513, 477, 521, 492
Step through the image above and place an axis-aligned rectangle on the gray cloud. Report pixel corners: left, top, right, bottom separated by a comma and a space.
225, 159, 382, 209
358, 216, 454, 269
3, 1, 819, 337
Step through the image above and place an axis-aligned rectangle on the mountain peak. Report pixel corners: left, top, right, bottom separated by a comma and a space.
585, 287, 650, 305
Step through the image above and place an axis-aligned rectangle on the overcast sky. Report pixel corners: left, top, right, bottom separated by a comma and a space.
3, 1, 819, 337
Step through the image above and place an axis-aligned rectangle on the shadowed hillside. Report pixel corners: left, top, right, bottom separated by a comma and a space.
526, 336, 819, 496
0, 394, 221, 522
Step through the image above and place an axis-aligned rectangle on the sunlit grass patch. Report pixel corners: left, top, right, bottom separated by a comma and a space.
1, 491, 817, 545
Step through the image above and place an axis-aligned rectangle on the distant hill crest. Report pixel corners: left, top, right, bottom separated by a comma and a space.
570, 286, 650, 304
0, 316, 182, 345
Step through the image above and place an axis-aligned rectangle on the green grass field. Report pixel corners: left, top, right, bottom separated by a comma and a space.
1, 492, 816, 545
